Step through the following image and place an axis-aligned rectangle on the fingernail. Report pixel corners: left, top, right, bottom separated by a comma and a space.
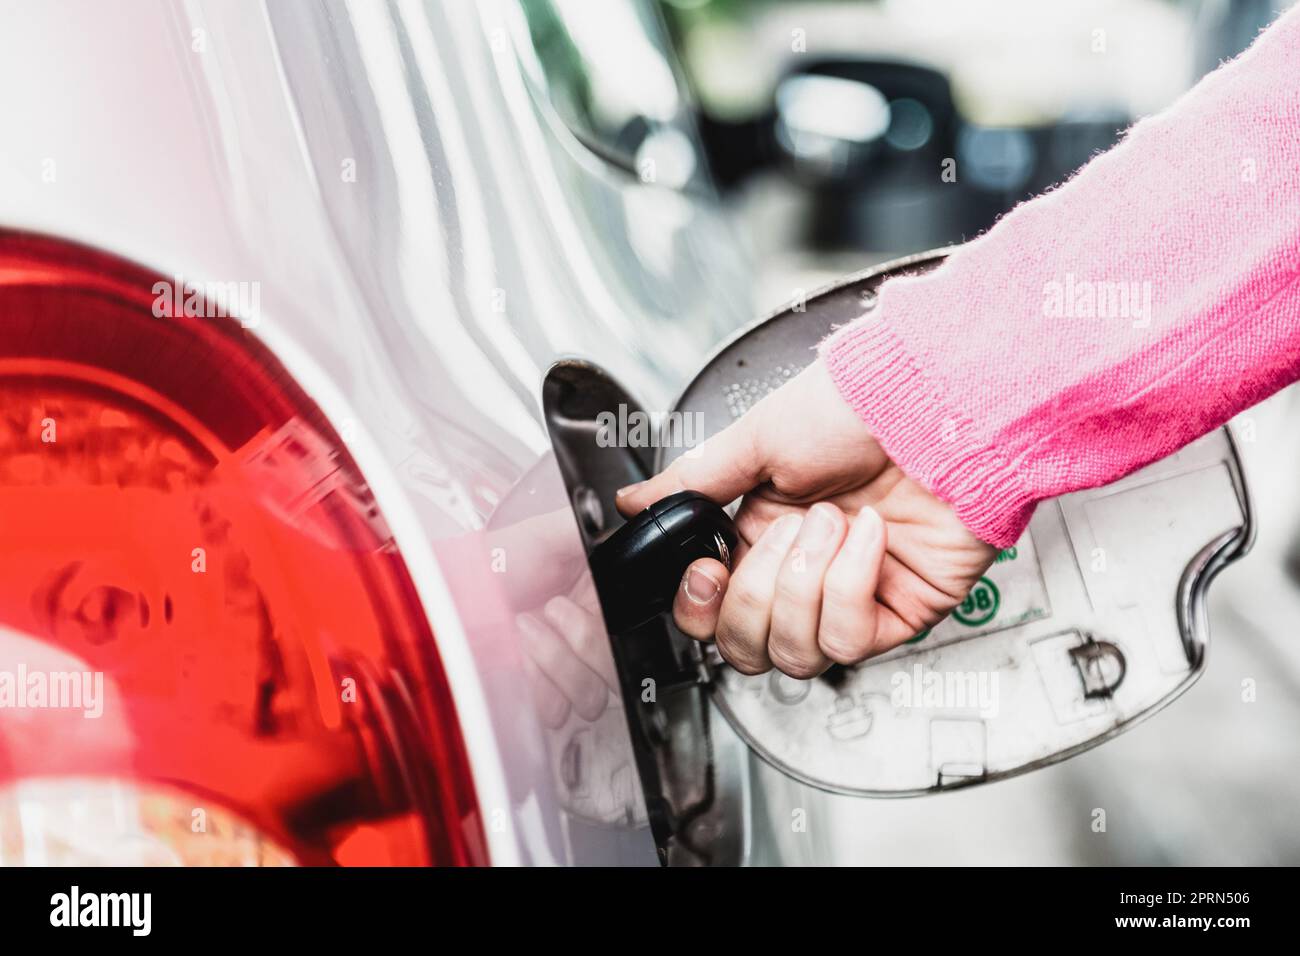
683, 567, 721, 605
857, 505, 882, 534
770, 512, 804, 548
615, 482, 642, 499
844, 506, 881, 553
801, 504, 839, 548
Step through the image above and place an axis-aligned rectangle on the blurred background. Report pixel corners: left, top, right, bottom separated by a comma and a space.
660, 0, 1288, 305
675, 0, 1300, 865
521, 0, 1300, 863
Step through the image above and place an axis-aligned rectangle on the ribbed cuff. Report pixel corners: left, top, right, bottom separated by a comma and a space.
818, 315, 1036, 548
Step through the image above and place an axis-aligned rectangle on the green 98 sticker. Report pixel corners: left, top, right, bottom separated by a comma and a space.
953, 577, 1000, 627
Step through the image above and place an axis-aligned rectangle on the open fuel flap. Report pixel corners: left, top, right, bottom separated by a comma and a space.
653, 249, 1254, 795
540, 362, 748, 865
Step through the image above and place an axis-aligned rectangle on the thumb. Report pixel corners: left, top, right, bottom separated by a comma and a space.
615, 411, 764, 515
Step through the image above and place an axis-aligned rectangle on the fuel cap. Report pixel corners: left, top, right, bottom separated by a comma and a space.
588, 491, 739, 636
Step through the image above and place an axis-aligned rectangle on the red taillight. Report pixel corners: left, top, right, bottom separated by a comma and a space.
0, 231, 487, 866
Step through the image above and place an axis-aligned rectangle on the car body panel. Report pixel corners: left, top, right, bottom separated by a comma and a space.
0, 0, 755, 865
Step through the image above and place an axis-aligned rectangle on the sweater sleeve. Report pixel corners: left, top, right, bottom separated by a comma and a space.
819, 6, 1300, 548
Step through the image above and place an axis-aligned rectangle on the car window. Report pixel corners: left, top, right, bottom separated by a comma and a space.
510, 0, 704, 191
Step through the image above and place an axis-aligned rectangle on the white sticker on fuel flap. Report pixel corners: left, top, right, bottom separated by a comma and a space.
882, 532, 1052, 659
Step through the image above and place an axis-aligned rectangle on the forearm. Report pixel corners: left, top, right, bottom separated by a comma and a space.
821, 6, 1300, 547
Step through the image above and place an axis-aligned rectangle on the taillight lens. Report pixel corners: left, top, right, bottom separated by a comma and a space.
0, 777, 298, 866
0, 231, 487, 866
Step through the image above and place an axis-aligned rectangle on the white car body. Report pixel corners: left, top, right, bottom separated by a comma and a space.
0, 0, 762, 865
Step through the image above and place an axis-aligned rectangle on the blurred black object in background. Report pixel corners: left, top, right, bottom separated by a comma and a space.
660, 0, 1284, 256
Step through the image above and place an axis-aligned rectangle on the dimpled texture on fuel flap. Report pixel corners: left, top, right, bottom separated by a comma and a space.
722, 363, 804, 420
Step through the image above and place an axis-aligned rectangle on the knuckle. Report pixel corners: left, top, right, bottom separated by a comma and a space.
661, 462, 689, 493
892, 594, 938, 634
722, 649, 770, 676
726, 578, 769, 617
716, 622, 769, 675
774, 570, 817, 607
818, 627, 872, 665
767, 638, 824, 680
820, 593, 862, 635
822, 564, 864, 607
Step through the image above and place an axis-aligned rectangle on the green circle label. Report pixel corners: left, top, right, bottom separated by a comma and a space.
953, 577, 1000, 627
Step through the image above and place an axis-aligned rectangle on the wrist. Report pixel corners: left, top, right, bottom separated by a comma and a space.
818, 319, 1036, 548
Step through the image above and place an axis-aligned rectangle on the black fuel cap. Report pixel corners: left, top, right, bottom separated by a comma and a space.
588, 491, 738, 635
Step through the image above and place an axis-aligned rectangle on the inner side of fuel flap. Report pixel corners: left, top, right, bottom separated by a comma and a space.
541, 360, 743, 866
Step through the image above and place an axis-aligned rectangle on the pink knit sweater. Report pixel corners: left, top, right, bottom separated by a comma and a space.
820, 6, 1300, 548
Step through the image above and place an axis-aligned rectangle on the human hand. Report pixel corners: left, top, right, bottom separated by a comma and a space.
616, 358, 998, 678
